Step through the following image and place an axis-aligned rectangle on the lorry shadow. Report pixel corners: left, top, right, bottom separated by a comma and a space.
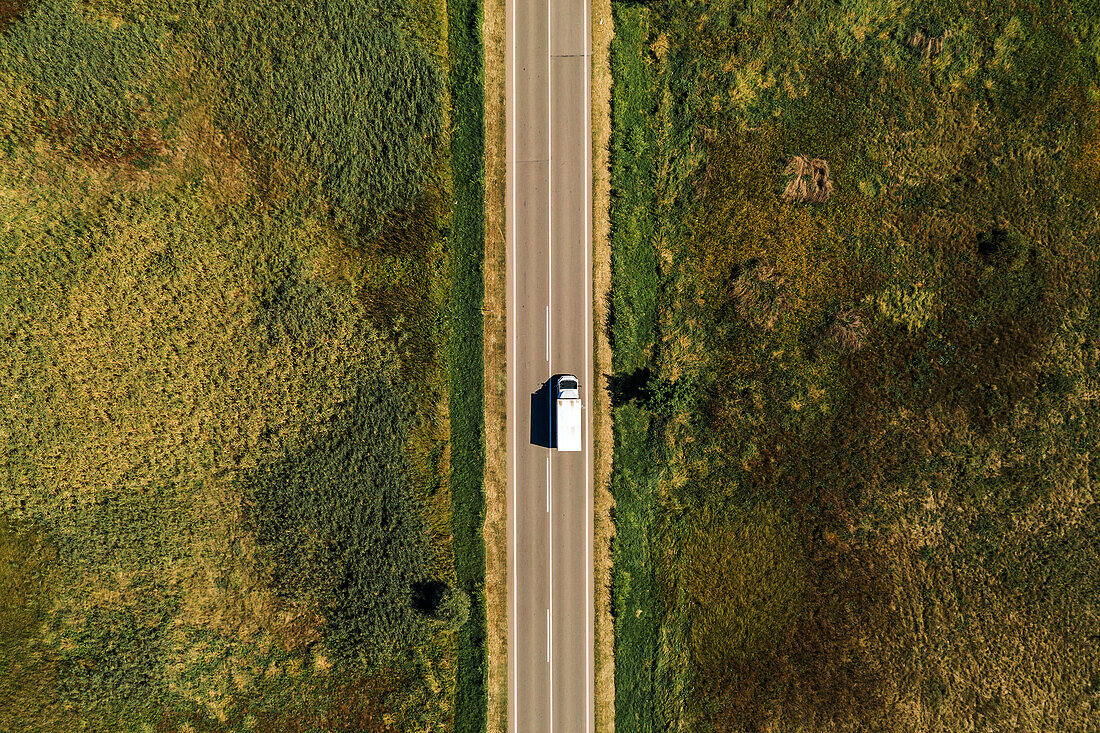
529, 379, 553, 448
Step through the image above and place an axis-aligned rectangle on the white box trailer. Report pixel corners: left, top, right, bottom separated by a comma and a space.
555, 374, 582, 452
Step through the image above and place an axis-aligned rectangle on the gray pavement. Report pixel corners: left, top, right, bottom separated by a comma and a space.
507, 0, 592, 726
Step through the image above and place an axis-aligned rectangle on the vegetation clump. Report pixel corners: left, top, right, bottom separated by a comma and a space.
783, 155, 833, 204
826, 308, 867, 353
731, 260, 789, 331
416, 582, 472, 630
908, 27, 954, 58
867, 282, 937, 334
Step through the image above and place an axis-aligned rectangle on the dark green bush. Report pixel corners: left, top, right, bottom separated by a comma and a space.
437, 587, 470, 630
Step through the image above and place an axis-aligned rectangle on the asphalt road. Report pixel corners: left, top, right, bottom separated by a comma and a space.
506, 0, 592, 725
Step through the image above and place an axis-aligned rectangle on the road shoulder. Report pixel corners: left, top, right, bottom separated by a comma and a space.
591, 0, 616, 728
482, 0, 508, 725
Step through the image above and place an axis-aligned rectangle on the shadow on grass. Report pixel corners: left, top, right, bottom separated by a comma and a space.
605, 367, 652, 408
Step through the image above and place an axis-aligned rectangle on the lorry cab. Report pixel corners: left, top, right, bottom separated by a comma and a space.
556, 375, 580, 398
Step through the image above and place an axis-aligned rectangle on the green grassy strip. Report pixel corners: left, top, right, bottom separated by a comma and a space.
608, 5, 663, 732
610, 405, 660, 733
609, 3, 659, 374
447, 0, 487, 723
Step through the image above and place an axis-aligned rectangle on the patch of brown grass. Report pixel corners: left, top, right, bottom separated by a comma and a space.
0, 0, 27, 32
783, 155, 833, 204
45, 111, 169, 168
732, 260, 789, 331
168, 72, 256, 209
826, 308, 866, 353
908, 27, 953, 59
482, 0, 509, 724
592, 0, 616, 726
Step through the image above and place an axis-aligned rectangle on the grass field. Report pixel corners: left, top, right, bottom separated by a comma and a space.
0, 0, 480, 729
609, 0, 1100, 730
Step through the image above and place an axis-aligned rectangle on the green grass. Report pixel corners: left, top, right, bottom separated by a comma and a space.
196, 0, 446, 234
0, 515, 60, 731
0, 0, 171, 159
0, 0, 469, 729
609, 0, 1100, 730
607, 7, 669, 731
609, 4, 659, 373
447, 0, 488, 721
609, 404, 663, 733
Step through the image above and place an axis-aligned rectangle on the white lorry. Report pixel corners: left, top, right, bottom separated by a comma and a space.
555, 374, 583, 452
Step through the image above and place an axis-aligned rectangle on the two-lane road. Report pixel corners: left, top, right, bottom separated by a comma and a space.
506, 0, 592, 725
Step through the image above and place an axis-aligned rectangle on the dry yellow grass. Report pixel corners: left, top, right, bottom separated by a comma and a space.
482, 0, 509, 726
591, 0, 616, 728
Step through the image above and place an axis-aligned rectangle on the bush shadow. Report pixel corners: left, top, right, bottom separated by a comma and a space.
605, 367, 652, 409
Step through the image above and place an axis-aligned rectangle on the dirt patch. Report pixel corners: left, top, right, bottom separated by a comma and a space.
482, 0, 509, 727
591, 0, 616, 728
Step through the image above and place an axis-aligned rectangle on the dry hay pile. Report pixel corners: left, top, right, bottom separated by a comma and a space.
908, 27, 953, 58
732, 260, 789, 331
784, 155, 833, 203
827, 308, 866, 353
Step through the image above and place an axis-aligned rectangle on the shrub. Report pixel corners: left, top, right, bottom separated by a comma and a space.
433, 585, 471, 630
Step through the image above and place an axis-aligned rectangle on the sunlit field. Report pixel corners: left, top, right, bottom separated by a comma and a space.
0, 0, 484, 729
609, 1, 1100, 730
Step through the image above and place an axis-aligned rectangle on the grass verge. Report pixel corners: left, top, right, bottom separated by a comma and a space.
448, 0, 488, 723
591, 0, 617, 728
607, 5, 670, 731
480, 0, 509, 722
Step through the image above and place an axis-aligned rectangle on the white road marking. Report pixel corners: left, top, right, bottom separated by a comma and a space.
547, 0, 554, 729
546, 457, 551, 512
546, 608, 552, 664
507, 0, 517, 724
